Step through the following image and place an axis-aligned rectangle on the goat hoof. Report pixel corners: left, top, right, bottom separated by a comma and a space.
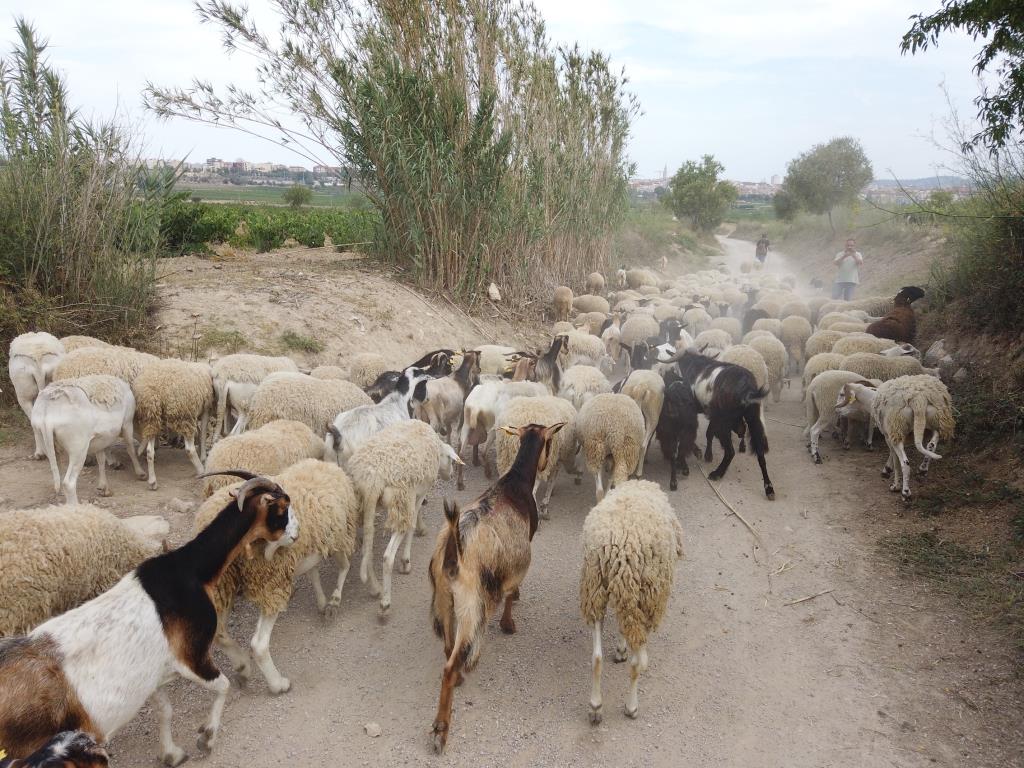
624, 704, 639, 719
669, 481, 678, 491
269, 678, 291, 695
765, 485, 775, 500
196, 726, 216, 752
148, 481, 159, 491
399, 559, 412, 574
233, 667, 251, 688
431, 723, 449, 755
499, 617, 516, 635
708, 470, 723, 481
539, 508, 550, 521
574, 476, 582, 485
889, 484, 900, 493
813, 454, 822, 465
902, 492, 913, 503
881, 468, 893, 479
97, 487, 113, 497
31, 451, 45, 461
136, 471, 148, 480
322, 600, 340, 621
589, 705, 603, 725
161, 746, 188, 767
457, 481, 465, 491
378, 603, 391, 622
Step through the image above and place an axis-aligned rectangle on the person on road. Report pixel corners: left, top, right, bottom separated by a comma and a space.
755, 233, 770, 264
832, 238, 863, 300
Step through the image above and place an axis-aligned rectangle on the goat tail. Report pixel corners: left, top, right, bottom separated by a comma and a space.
359, 481, 382, 584
39, 415, 60, 492
324, 423, 342, 466
911, 393, 941, 460
743, 402, 770, 455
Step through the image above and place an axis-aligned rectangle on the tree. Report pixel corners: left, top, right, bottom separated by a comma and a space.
901, 1, 1024, 150
780, 137, 872, 234
283, 184, 312, 208
772, 188, 798, 221
663, 155, 737, 233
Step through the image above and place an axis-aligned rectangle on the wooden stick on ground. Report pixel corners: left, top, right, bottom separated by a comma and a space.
698, 463, 764, 547
784, 589, 834, 607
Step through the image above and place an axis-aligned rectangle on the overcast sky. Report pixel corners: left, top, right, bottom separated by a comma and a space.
0, 0, 984, 181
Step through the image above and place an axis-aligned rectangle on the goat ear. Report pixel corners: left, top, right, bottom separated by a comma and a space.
500, 424, 521, 436
543, 422, 567, 438
443, 498, 459, 524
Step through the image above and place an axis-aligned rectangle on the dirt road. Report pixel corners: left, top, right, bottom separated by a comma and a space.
2, 243, 1020, 767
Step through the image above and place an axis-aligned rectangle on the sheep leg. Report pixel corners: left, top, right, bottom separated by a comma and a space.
432, 622, 471, 754
893, 440, 913, 501
594, 464, 605, 502
809, 416, 827, 464
145, 438, 159, 490
325, 551, 351, 617
918, 432, 938, 474
625, 644, 648, 719
61, 437, 89, 506
121, 418, 147, 480
199, 408, 209, 462
379, 530, 404, 616
250, 611, 290, 694
310, 569, 328, 612
415, 500, 427, 536
360, 497, 381, 597
95, 449, 112, 497
589, 619, 604, 725
635, 424, 656, 478
400, 527, 416, 574
184, 436, 204, 476
215, 625, 252, 685
153, 687, 187, 767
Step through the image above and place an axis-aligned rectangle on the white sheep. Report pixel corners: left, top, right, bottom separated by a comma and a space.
747, 335, 788, 403
804, 370, 879, 463
573, 294, 611, 315
495, 395, 579, 518
576, 393, 645, 501
801, 352, 848, 400
619, 314, 660, 352
324, 368, 428, 465
718, 345, 770, 392
831, 335, 911, 357
52, 344, 158, 385
348, 420, 462, 615
0, 504, 168, 637
558, 364, 612, 411
817, 311, 858, 330
681, 306, 712, 337
586, 272, 606, 295
309, 364, 347, 380
242, 372, 373, 436
210, 353, 299, 438
840, 352, 937, 382
9, 331, 65, 459
347, 352, 388, 389
195, 460, 357, 694
59, 334, 111, 352
779, 315, 813, 373
474, 344, 519, 376
837, 375, 955, 500
581, 480, 684, 723
202, 419, 324, 497
779, 300, 811, 321
562, 330, 609, 370
830, 321, 869, 334
693, 328, 732, 357
709, 316, 742, 344
751, 317, 782, 339
31, 375, 147, 505
741, 329, 775, 345
614, 369, 664, 476
805, 329, 846, 358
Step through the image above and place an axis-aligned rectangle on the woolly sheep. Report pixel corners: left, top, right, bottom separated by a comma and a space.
615, 370, 665, 476
779, 301, 811, 321
839, 375, 954, 500
495, 395, 579, 518
581, 479, 683, 724
458, 379, 548, 486
475, 344, 518, 376
625, 268, 657, 289
829, 321, 869, 334
553, 321, 575, 335
780, 315, 813, 374
576, 393, 645, 502
831, 335, 902, 357
59, 335, 110, 352
709, 316, 742, 344
553, 286, 573, 323
741, 329, 774, 345
349, 420, 461, 614
559, 364, 612, 411
195, 459, 359, 693
9, 331, 65, 458
52, 345, 158, 385
751, 317, 782, 339
817, 312, 858, 330
840, 352, 935, 382
576, 311, 609, 336
32, 375, 147, 505
586, 272, 605, 295
619, 314, 661, 349
243, 372, 372, 436
134, 358, 215, 489
573, 294, 611, 315
752, 299, 781, 319
562, 330, 609, 370
310, 365, 347, 380
804, 370, 879, 463
202, 420, 323, 496
681, 306, 712, 337
693, 328, 732, 357
652, 304, 680, 324
718, 345, 770, 392
747, 335, 788, 403
0, 505, 168, 637
347, 352, 389, 389
211, 353, 300, 437
805, 329, 846, 358
801, 352, 848, 399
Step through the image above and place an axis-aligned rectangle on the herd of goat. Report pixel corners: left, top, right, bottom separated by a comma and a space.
0, 262, 955, 766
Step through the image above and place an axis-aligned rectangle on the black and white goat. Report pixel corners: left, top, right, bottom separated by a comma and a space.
0, 731, 107, 768
666, 350, 775, 499
364, 349, 454, 402
0, 471, 297, 766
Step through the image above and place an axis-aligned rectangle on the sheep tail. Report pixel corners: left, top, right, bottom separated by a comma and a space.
911, 393, 941, 460
39, 414, 60, 490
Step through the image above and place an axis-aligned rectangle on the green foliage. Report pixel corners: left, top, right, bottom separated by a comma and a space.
146, 0, 639, 304
901, 1, 1024, 150
613, 202, 713, 271
198, 326, 248, 354
662, 155, 737, 233
772, 189, 798, 221
779, 137, 873, 231
279, 330, 323, 354
0, 18, 161, 346
158, 201, 377, 254
283, 184, 313, 208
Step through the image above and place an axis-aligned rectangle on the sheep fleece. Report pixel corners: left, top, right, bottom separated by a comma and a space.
134, 359, 214, 440
576, 393, 644, 477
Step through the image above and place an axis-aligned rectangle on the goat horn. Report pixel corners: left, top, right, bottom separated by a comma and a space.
196, 469, 259, 481
196, 469, 282, 512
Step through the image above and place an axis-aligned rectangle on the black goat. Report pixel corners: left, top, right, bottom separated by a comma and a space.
741, 308, 770, 337
365, 349, 455, 402
668, 350, 775, 499
655, 373, 700, 491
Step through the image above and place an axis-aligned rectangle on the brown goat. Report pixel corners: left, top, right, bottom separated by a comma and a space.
427, 422, 566, 754
865, 286, 925, 343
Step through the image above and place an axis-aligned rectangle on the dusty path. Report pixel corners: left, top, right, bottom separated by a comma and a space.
2, 243, 1020, 767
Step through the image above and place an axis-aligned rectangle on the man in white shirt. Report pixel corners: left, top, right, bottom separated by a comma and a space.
832, 238, 863, 300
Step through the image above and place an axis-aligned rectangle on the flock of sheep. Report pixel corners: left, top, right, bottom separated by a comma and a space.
0, 260, 955, 766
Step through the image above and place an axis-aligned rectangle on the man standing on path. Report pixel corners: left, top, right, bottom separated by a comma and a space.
832, 238, 863, 300
755, 233, 770, 264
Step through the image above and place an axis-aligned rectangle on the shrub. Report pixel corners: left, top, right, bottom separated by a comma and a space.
280, 330, 324, 354
283, 184, 313, 208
